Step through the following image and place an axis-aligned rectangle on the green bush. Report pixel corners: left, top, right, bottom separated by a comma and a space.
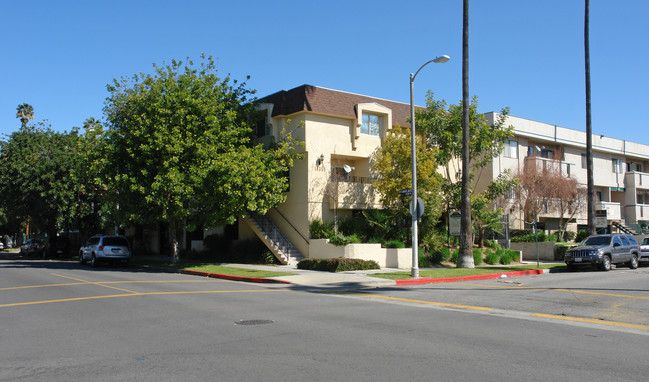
428, 247, 452, 264
563, 231, 576, 242
297, 258, 380, 272
484, 240, 501, 250
500, 251, 513, 265
554, 245, 569, 261
485, 252, 500, 265
262, 251, 279, 265
384, 240, 405, 248
418, 248, 430, 268
328, 233, 361, 246
575, 230, 588, 243
473, 249, 483, 265
451, 248, 459, 264
309, 219, 335, 239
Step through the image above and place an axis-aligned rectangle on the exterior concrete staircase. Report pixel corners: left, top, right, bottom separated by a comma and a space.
612, 221, 639, 235
244, 212, 304, 265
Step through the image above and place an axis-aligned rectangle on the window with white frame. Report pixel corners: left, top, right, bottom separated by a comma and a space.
612, 158, 623, 174
504, 140, 518, 158
361, 113, 382, 136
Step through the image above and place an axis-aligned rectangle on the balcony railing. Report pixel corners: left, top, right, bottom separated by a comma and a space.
524, 156, 574, 177
624, 171, 649, 190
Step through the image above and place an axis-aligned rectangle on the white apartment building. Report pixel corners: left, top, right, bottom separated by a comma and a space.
480, 113, 649, 234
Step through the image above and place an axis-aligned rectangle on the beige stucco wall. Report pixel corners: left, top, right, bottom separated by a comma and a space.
309, 239, 412, 269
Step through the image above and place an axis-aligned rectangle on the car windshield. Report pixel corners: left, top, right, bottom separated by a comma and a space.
103, 237, 129, 247
584, 236, 611, 246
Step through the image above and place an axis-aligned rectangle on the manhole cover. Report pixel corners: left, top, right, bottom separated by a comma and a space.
235, 319, 274, 326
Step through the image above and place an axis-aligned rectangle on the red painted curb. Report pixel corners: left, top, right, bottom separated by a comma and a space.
180, 269, 292, 284
395, 269, 545, 286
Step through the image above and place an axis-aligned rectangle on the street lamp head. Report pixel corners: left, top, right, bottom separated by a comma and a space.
433, 55, 450, 64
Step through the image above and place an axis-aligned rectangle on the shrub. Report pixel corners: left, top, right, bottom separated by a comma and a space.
473, 249, 483, 265
428, 247, 452, 264
368, 237, 385, 245
328, 233, 361, 246
575, 230, 588, 243
384, 240, 405, 248
563, 231, 576, 242
451, 248, 459, 264
262, 251, 279, 265
547, 234, 558, 242
484, 240, 501, 250
418, 248, 430, 268
309, 219, 334, 240
554, 245, 569, 261
500, 251, 513, 265
297, 258, 380, 272
485, 252, 500, 265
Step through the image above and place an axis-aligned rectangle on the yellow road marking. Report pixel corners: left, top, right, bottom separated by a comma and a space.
0, 278, 220, 291
531, 313, 649, 331
457, 282, 649, 300
346, 292, 493, 311
0, 289, 290, 308
51, 273, 137, 294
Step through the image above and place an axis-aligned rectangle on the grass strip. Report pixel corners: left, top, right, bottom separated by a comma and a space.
130, 258, 296, 278
371, 264, 566, 280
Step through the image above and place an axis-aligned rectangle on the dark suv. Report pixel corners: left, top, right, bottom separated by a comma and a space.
565, 234, 640, 271
79, 235, 132, 267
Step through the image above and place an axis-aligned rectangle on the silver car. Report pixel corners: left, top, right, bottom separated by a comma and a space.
640, 237, 649, 264
79, 235, 131, 267
565, 234, 640, 271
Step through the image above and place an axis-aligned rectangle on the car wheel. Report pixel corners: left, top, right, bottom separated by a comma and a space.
91, 254, 98, 267
599, 255, 611, 271
79, 253, 86, 265
628, 254, 639, 269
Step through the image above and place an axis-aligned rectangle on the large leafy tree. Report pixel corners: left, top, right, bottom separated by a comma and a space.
102, 56, 301, 262
0, 123, 99, 237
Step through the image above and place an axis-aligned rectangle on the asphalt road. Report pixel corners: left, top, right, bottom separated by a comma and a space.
2, 258, 648, 381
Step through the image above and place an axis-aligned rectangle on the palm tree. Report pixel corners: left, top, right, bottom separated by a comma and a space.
458, 0, 474, 268
16, 103, 34, 128
585, 0, 596, 235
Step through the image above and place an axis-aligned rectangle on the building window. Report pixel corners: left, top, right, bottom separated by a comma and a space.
527, 146, 535, 157
638, 193, 645, 205
612, 158, 623, 174
581, 153, 587, 169
596, 191, 602, 202
504, 140, 518, 158
361, 113, 382, 136
637, 163, 643, 172
541, 149, 553, 159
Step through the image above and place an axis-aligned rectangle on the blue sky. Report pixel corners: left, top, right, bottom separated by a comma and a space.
2, 0, 647, 144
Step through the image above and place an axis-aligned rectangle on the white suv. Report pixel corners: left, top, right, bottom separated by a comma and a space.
79, 236, 131, 267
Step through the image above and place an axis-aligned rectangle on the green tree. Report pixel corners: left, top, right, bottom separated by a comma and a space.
102, 55, 301, 262
0, 123, 95, 237
371, 128, 444, 246
16, 103, 34, 128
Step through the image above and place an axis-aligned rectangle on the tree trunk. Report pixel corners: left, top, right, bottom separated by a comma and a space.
585, 0, 596, 235
169, 222, 180, 263
458, 0, 474, 268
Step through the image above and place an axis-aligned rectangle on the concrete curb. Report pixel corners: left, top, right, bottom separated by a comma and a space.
395, 269, 546, 286
180, 269, 293, 284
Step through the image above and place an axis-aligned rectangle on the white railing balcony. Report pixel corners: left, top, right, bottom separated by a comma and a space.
597, 201, 622, 220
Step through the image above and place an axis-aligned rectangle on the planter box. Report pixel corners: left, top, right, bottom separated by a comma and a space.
309, 239, 412, 269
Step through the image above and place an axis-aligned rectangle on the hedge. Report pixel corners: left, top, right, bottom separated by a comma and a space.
297, 258, 380, 272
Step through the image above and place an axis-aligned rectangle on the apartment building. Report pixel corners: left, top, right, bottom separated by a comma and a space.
480, 113, 649, 234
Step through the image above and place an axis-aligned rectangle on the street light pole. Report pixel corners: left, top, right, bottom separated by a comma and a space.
409, 55, 449, 278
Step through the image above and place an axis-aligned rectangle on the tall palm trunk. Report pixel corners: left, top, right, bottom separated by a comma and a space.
585, 0, 596, 235
458, 0, 474, 268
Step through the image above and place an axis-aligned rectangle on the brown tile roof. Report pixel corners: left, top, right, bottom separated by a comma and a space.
257, 84, 415, 128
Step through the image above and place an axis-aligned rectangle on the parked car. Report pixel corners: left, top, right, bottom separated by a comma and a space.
565, 233, 640, 271
20, 239, 46, 256
0, 241, 4, 251
45, 236, 71, 258
640, 237, 649, 264
79, 235, 131, 267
